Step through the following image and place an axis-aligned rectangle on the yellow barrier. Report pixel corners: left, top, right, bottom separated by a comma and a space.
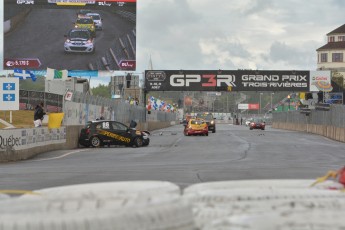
48, 113, 64, 128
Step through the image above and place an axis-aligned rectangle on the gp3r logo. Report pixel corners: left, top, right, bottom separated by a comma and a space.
170, 74, 236, 87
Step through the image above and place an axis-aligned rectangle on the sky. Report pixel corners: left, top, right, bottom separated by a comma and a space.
1, 0, 345, 88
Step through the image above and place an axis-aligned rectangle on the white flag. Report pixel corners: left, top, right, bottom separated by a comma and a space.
46, 67, 68, 80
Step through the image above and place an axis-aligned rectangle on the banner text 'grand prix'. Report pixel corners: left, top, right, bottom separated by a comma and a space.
145, 70, 314, 92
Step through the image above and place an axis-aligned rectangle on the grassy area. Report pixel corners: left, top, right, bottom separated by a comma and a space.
0, 110, 35, 129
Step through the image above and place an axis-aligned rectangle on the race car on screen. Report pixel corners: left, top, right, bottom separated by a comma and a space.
64, 28, 95, 53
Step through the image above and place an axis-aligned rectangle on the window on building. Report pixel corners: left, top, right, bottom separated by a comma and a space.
332, 53, 343, 62
338, 36, 345, 42
329, 36, 335, 42
320, 53, 328, 62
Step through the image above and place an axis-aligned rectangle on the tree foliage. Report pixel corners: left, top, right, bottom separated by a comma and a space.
91, 83, 111, 98
19, 76, 45, 91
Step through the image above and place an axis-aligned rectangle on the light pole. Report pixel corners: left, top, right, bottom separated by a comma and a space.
271, 92, 274, 112
287, 94, 291, 111
259, 92, 263, 114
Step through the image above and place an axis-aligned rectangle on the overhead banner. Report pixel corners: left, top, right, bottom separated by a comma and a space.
145, 70, 311, 92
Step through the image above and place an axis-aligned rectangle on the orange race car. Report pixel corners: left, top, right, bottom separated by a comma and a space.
183, 118, 209, 136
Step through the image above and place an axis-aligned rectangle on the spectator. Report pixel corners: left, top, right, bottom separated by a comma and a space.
33, 102, 46, 127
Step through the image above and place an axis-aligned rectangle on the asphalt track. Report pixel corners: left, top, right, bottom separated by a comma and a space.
1, 124, 345, 191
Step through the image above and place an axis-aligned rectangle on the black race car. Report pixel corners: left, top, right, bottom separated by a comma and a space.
196, 112, 216, 133
78, 120, 150, 148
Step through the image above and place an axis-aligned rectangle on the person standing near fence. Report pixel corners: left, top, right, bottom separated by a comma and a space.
33, 102, 46, 127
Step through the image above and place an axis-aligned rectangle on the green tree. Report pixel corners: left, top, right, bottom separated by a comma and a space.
19, 76, 45, 91
92, 83, 111, 98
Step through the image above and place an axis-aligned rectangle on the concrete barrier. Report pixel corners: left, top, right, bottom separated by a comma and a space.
0, 121, 176, 162
273, 122, 345, 144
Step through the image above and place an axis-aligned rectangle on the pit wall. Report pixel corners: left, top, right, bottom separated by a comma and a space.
0, 121, 175, 163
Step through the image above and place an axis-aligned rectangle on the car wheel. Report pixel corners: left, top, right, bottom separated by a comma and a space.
212, 129, 216, 133
90, 136, 101, 147
134, 137, 143, 147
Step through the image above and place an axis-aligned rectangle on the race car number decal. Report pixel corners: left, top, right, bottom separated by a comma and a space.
98, 130, 131, 143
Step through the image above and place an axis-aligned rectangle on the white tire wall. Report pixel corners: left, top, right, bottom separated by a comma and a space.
0, 181, 197, 230
183, 180, 345, 229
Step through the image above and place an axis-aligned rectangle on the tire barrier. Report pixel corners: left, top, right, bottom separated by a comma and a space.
183, 180, 345, 229
1, 181, 197, 230
2, 180, 345, 229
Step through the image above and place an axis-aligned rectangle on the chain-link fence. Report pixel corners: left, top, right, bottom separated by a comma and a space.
19, 90, 63, 112
20, 90, 176, 126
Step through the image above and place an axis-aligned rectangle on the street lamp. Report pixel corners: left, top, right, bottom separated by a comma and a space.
271, 92, 274, 112
287, 94, 291, 110
259, 92, 263, 114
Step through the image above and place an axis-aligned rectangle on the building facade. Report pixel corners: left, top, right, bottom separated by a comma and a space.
317, 24, 345, 86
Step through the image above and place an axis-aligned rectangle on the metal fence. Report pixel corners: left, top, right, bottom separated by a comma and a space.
20, 90, 177, 125
19, 90, 63, 112
272, 104, 345, 128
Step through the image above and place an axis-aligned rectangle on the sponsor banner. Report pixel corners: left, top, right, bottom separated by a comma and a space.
238, 103, 259, 110
0, 127, 66, 151
145, 70, 310, 92
68, 70, 99, 77
238, 104, 249, 110
310, 70, 332, 92
249, 104, 260, 110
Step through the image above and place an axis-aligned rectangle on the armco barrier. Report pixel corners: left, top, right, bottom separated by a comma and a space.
0, 122, 176, 163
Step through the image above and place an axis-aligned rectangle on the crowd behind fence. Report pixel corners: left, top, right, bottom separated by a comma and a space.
19, 90, 177, 126
272, 104, 345, 128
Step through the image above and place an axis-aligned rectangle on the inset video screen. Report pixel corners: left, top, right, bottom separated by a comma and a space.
3, 0, 136, 71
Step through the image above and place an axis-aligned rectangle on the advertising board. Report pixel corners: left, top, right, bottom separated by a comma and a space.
145, 70, 310, 92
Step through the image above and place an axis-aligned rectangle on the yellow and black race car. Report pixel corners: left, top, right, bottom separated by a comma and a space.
78, 120, 150, 148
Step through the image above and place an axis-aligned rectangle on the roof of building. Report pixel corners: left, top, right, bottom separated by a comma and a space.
327, 24, 345, 35
317, 41, 345, 51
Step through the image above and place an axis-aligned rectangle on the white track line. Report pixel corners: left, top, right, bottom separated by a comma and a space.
29, 149, 88, 162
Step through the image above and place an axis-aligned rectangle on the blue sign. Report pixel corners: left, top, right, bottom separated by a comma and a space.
3, 94, 16, 101
2, 83, 16, 91
68, 70, 98, 77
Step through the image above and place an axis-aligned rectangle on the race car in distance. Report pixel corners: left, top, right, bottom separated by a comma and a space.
196, 112, 216, 133
249, 118, 266, 130
78, 120, 150, 148
64, 28, 95, 53
184, 118, 209, 136
86, 12, 103, 30
74, 16, 96, 37
77, 9, 92, 18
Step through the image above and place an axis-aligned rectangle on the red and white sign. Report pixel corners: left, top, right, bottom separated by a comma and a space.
119, 60, 136, 70
4, 58, 41, 69
64, 92, 73, 101
238, 103, 259, 110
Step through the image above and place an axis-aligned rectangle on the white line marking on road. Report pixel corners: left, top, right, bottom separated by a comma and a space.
29, 149, 88, 162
